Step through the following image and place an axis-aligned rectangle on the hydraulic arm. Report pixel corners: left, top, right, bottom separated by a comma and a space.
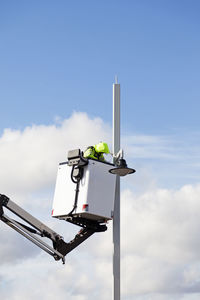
0, 194, 107, 264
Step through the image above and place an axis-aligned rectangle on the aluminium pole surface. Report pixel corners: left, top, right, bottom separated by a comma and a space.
113, 81, 120, 300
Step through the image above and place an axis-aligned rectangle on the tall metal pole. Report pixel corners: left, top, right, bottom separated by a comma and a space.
113, 79, 120, 300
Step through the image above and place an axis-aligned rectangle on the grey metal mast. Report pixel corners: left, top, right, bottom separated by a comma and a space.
113, 78, 121, 300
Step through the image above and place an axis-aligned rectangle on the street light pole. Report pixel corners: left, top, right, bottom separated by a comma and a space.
113, 79, 120, 300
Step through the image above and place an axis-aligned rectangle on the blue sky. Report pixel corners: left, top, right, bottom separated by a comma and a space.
1, 0, 200, 134
1, 1, 200, 300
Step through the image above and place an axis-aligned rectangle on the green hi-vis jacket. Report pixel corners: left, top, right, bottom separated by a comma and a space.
83, 146, 105, 161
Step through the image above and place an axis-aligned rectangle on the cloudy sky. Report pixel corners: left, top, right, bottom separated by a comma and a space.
1, 1, 200, 299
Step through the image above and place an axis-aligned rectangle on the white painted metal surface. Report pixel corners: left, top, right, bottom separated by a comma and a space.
52, 159, 116, 221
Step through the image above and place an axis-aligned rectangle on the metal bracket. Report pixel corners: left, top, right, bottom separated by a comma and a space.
112, 149, 124, 165
63, 216, 107, 232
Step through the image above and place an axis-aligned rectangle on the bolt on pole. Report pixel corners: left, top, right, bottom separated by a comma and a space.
112, 79, 120, 300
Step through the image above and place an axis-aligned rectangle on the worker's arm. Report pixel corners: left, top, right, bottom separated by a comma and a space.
83, 147, 97, 160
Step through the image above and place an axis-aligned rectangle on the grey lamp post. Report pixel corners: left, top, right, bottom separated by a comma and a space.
112, 80, 135, 300
112, 80, 121, 300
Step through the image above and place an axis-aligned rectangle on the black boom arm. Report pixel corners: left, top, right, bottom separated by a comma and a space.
0, 194, 107, 264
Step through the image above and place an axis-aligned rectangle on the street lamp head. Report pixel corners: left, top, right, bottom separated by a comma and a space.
109, 158, 136, 177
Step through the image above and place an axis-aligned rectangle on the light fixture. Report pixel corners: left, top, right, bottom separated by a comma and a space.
109, 158, 136, 177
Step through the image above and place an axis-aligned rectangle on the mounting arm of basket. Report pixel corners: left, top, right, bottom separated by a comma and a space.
0, 194, 107, 264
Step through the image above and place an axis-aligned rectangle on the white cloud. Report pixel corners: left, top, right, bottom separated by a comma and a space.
121, 185, 200, 297
0, 112, 111, 200
123, 131, 200, 189
1, 113, 200, 299
123, 132, 200, 161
